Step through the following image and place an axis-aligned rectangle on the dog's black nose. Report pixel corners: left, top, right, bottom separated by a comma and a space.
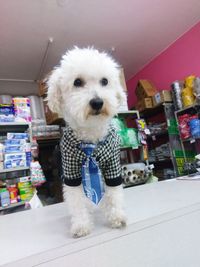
89, 98, 104, 110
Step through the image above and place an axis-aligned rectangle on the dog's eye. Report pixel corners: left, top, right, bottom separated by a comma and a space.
100, 78, 108, 86
74, 78, 84, 87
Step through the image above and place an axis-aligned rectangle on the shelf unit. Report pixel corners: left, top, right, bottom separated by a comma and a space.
140, 103, 182, 179
175, 103, 200, 170
117, 110, 151, 187
0, 166, 29, 174
0, 122, 31, 212
0, 201, 25, 211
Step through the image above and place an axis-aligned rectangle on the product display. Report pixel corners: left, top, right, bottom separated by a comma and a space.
0, 177, 34, 208
122, 163, 153, 186
112, 117, 139, 148
152, 90, 172, 106
12, 97, 32, 122
171, 81, 184, 110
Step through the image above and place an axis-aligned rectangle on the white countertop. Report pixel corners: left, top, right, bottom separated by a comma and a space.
1, 179, 200, 267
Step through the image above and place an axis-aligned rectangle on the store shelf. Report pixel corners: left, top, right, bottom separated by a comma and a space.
120, 146, 139, 150
175, 103, 200, 115
0, 201, 25, 211
139, 103, 164, 118
0, 166, 29, 174
117, 110, 140, 119
182, 137, 200, 143
0, 122, 30, 126
149, 159, 172, 165
35, 135, 61, 141
147, 130, 168, 139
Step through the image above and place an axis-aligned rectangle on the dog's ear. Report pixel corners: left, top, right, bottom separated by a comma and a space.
46, 69, 62, 115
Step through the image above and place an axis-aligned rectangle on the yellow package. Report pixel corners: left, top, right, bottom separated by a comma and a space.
182, 87, 195, 107
185, 75, 195, 88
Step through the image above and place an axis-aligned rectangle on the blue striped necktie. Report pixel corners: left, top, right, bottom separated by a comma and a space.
80, 143, 105, 205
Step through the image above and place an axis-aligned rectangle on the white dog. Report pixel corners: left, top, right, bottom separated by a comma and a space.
47, 47, 127, 238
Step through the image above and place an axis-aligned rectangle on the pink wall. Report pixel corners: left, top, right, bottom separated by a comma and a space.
127, 21, 200, 108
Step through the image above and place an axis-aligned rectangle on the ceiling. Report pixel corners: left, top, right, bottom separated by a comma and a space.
1, 0, 200, 83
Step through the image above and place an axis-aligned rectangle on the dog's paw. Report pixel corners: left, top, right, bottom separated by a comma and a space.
109, 215, 127, 229
71, 224, 91, 238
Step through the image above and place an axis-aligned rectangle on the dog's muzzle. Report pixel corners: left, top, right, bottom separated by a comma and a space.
89, 98, 104, 114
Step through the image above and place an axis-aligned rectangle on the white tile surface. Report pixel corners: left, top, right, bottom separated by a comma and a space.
1, 179, 200, 266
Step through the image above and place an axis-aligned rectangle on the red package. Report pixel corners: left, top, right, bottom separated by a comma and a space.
8, 185, 18, 204
178, 114, 191, 139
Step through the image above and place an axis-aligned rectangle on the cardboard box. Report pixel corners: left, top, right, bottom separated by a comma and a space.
136, 80, 157, 100
38, 72, 52, 97
38, 81, 47, 97
43, 101, 61, 125
135, 97, 153, 111
153, 90, 172, 106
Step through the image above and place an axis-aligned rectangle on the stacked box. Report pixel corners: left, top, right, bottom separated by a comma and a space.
134, 80, 157, 111
4, 133, 31, 169
152, 90, 172, 106
18, 181, 34, 201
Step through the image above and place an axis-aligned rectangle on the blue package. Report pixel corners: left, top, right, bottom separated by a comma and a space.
26, 152, 32, 167
4, 158, 27, 169
4, 153, 26, 161
5, 139, 26, 145
7, 133, 29, 140
5, 145, 25, 153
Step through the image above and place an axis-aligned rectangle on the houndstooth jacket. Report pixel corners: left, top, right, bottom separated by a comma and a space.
60, 124, 122, 187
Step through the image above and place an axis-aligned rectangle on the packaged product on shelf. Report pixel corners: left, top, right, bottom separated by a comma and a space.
0, 143, 4, 161
25, 143, 32, 167
4, 152, 27, 169
185, 75, 196, 88
178, 114, 191, 140
4, 144, 26, 153
0, 188, 10, 207
30, 161, 46, 186
112, 117, 139, 148
12, 97, 32, 122
182, 86, 195, 107
112, 117, 126, 132
0, 161, 3, 170
189, 118, 200, 138
5, 139, 26, 145
194, 77, 200, 102
135, 97, 153, 111
7, 185, 18, 204
152, 90, 172, 106
171, 81, 184, 110
7, 133, 29, 140
0, 104, 15, 122
135, 80, 157, 99
18, 181, 34, 201
19, 176, 31, 182
125, 128, 139, 148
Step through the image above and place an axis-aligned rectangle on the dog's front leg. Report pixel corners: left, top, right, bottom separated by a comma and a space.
64, 185, 92, 238
102, 185, 127, 228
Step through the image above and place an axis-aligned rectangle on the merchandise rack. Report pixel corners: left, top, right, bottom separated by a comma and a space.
140, 103, 182, 178
117, 110, 150, 187
0, 166, 29, 174
0, 201, 25, 211
175, 103, 200, 166
0, 122, 32, 212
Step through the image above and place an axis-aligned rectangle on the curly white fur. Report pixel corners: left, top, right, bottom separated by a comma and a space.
47, 47, 127, 237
